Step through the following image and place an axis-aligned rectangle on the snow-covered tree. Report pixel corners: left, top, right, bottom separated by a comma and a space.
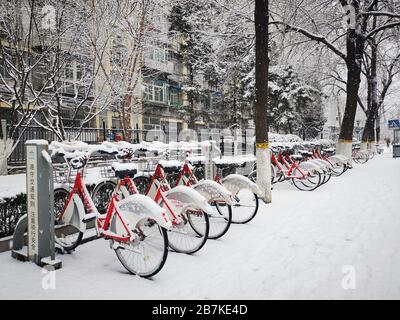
270, 0, 400, 158
267, 66, 326, 138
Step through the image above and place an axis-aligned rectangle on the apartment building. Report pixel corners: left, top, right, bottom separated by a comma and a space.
0, 0, 226, 141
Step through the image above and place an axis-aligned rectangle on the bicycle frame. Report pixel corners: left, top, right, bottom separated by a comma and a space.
114, 166, 201, 227
60, 167, 174, 247
272, 153, 308, 180
59, 170, 135, 242
143, 163, 216, 215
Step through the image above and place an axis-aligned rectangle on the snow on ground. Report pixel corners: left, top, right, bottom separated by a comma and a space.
1, 151, 400, 299
0, 173, 26, 198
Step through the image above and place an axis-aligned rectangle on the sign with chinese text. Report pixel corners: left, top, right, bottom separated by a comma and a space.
26, 145, 38, 258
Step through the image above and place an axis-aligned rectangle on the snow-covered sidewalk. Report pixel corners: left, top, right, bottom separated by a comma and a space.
1, 152, 399, 299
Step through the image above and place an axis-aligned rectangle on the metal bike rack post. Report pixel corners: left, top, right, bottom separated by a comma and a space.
202, 141, 215, 180
11, 140, 62, 269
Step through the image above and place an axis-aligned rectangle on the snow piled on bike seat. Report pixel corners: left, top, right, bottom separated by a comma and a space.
1, 152, 400, 299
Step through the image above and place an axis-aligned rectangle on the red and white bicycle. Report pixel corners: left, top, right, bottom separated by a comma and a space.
51, 143, 172, 277
134, 159, 234, 239
91, 145, 213, 254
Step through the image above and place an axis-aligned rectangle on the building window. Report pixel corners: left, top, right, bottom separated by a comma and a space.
169, 88, 181, 107
61, 60, 90, 97
154, 85, 164, 102
145, 46, 167, 63
143, 81, 165, 104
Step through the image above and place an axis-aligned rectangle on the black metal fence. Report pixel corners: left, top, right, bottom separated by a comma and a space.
6, 125, 256, 166
7, 126, 139, 166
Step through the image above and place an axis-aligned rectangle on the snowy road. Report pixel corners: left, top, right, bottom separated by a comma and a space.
1, 151, 400, 299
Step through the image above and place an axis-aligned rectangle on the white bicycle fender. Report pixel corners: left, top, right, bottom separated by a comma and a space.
221, 174, 262, 197
299, 161, 321, 173
312, 158, 333, 169
116, 194, 173, 230
306, 159, 327, 171
62, 193, 86, 233
192, 180, 234, 205
164, 185, 214, 215
329, 155, 350, 165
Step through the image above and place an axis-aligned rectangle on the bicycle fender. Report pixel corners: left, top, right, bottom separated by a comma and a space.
298, 161, 321, 173
116, 194, 173, 231
192, 180, 234, 205
312, 158, 332, 169
305, 159, 326, 171
164, 186, 214, 215
329, 155, 350, 165
62, 194, 86, 233
221, 174, 261, 197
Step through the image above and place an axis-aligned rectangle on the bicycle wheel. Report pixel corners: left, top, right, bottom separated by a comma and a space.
248, 164, 277, 184
92, 180, 116, 214
330, 161, 346, 176
231, 189, 259, 224
54, 188, 83, 251
319, 169, 330, 185
193, 166, 205, 181
166, 172, 179, 188
322, 169, 332, 184
291, 170, 321, 191
353, 151, 369, 164
208, 199, 232, 239
133, 176, 151, 194
113, 221, 168, 278
164, 204, 209, 254
248, 170, 256, 183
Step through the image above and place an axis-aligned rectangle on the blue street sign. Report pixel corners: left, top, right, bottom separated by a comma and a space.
388, 119, 400, 129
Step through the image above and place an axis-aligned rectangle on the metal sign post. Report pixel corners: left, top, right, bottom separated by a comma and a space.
12, 140, 61, 269
202, 142, 215, 181
388, 119, 400, 158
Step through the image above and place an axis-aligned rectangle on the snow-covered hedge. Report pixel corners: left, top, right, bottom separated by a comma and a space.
0, 193, 26, 238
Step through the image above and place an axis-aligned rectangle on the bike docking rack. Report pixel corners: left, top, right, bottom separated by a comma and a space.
11, 140, 62, 270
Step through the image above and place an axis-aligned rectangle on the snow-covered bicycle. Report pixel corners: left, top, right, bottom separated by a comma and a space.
51, 144, 171, 277
171, 160, 261, 225
91, 146, 212, 254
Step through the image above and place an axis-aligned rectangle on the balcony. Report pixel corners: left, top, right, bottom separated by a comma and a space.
144, 58, 174, 74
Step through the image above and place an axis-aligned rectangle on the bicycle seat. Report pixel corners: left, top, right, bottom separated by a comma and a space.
291, 154, 303, 160
116, 148, 134, 160
214, 162, 235, 170
159, 160, 182, 174
70, 155, 88, 169
160, 165, 181, 174
112, 163, 138, 179
298, 150, 313, 157
114, 169, 137, 179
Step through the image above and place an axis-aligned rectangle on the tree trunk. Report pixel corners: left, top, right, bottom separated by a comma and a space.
255, 0, 272, 203
337, 28, 365, 160
375, 110, 381, 143
0, 138, 13, 176
361, 20, 378, 151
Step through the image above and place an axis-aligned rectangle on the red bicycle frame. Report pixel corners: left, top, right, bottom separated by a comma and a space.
128, 165, 182, 226
60, 171, 134, 243
271, 153, 308, 180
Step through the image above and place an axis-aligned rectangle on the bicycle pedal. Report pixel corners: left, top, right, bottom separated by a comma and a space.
55, 246, 65, 255
82, 216, 96, 223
